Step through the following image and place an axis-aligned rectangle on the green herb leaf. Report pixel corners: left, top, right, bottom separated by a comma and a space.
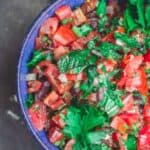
125, 135, 137, 150
96, 42, 122, 60
96, 0, 106, 17
145, 5, 150, 28
27, 51, 46, 68
114, 32, 140, 48
58, 49, 90, 73
123, 8, 138, 33
26, 94, 34, 108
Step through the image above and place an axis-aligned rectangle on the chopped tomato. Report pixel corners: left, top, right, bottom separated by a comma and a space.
28, 80, 42, 93
64, 139, 75, 150
49, 127, 64, 143
119, 113, 139, 127
29, 102, 47, 131
50, 99, 66, 111
54, 46, 69, 60
138, 125, 150, 150
44, 90, 59, 107
111, 116, 128, 134
35, 37, 43, 49
143, 104, 150, 123
52, 114, 65, 128
39, 17, 59, 37
55, 5, 72, 20
54, 25, 77, 45
116, 26, 125, 33
101, 32, 115, 43
111, 113, 139, 134
112, 132, 119, 143
124, 55, 143, 77
121, 94, 134, 112
73, 8, 87, 26
66, 74, 77, 81
144, 50, 150, 62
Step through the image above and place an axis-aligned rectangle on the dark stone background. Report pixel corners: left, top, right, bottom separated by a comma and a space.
0, 0, 51, 149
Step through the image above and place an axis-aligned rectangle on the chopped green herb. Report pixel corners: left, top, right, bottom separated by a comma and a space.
26, 94, 34, 108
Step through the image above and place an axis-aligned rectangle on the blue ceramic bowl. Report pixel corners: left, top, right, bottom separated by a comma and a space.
17, 0, 84, 150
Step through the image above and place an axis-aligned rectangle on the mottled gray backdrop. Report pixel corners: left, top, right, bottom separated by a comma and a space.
0, 0, 50, 149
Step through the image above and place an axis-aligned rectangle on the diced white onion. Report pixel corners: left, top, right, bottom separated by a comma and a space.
58, 74, 68, 83
25, 73, 37, 81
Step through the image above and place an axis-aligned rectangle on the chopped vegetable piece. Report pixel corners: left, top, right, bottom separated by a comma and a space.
54, 25, 77, 45
55, 5, 72, 20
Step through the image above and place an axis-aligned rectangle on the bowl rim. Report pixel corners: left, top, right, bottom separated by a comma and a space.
17, 0, 62, 150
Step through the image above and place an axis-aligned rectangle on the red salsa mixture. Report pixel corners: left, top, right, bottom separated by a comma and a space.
26, 0, 150, 149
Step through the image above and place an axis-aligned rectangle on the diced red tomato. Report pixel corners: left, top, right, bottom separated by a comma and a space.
49, 127, 64, 143
73, 8, 87, 26
35, 37, 43, 49
143, 104, 150, 123
124, 55, 143, 77
101, 32, 115, 43
144, 50, 150, 62
54, 25, 77, 45
28, 80, 42, 93
119, 113, 139, 127
111, 113, 139, 134
44, 90, 59, 107
111, 116, 128, 134
64, 139, 75, 150
104, 59, 117, 72
66, 74, 77, 81
54, 46, 69, 60
29, 102, 47, 131
50, 99, 66, 111
138, 125, 150, 150
55, 5, 72, 20
121, 94, 134, 112
112, 132, 119, 143
52, 114, 65, 128
39, 17, 59, 37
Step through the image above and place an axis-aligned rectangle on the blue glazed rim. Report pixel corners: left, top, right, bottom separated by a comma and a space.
17, 0, 84, 150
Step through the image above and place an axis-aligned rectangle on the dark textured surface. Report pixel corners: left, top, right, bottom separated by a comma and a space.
0, 0, 49, 149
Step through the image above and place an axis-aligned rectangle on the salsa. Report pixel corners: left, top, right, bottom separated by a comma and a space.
26, 0, 150, 149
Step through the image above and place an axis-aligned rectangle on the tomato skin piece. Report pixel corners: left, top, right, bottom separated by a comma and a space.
50, 99, 66, 111
44, 90, 59, 107
144, 50, 150, 62
54, 25, 77, 45
28, 80, 42, 93
39, 17, 59, 37
64, 139, 75, 150
143, 104, 150, 123
55, 5, 72, 20
28, 102, 47, 131
52, 114, 65, 128
49, 127, 64, 144
54, 46, 69, 60
111, 116, 127, 134
101, 32, 115, 43
138, 125, 150, 150
121, 94, 134, 112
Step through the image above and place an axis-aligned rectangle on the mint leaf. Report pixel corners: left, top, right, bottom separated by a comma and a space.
96, 42, 122, 60
58, 49, 90, 73
125, 135, 137, 150
114, 32, 140, 48
96, 0, 106, 17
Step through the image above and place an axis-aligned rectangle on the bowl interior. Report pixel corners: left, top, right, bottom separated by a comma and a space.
17, 0, 84, 150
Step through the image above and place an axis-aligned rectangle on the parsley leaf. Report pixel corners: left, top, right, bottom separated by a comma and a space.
63, 104, 109, 150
